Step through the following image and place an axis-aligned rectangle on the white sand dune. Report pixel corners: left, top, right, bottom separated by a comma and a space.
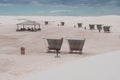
0, 16, 120, 80
18, 51, 120, 80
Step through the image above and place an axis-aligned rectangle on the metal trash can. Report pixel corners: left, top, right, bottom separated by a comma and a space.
21, 47, 25, 55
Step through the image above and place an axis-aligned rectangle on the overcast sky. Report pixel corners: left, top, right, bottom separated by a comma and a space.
0, 0, 120, 7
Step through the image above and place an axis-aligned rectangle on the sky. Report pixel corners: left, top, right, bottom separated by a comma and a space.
0, 0, 119, 6
0, 0, 120, 16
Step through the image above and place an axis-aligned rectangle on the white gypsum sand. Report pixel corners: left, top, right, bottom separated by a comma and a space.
18, 51, 120, 80
0, 16, 120, 80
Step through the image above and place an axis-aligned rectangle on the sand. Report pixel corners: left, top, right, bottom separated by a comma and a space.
0, 16, 120, 80
18, 51, 120, 80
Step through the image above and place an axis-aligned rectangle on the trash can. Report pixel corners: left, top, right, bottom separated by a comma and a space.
21, 47, 25, 55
